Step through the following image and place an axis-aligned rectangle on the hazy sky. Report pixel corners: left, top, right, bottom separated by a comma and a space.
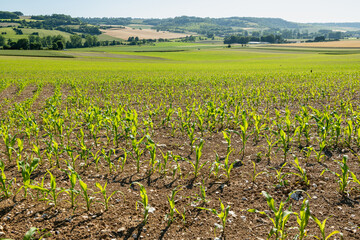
2, 0, 360, 23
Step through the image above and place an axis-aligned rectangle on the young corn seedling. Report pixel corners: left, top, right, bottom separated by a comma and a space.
61, 166, 80, 209
272, 162, 289, 187
118, 149, 128, 173
250, 161, 266, 184
234, 114, 250, 159
277, 129, 294, 162
66, 148, 80, 170
95, 181, 123, 211
222, 149, 234, 183
265, 133, 278, 164
290, 156, 310, 186
165, 186, 183, 226
1, 130, 17, 162
17, 157, 39, 198
90, 149, 101, 172
34, 170, 63, 207
311, 215, 343, 240
79, 179, 94, 211
159, 149, 171, 176
146, 142, 157, 174
132, 182, 153, 225
253, 114, 267, 143
209, 152, 222, 179
294, 198, 311, 240
186, 123, 197, 155
130, 136, 145, 173
188, 139, 208, 179
198, 198, 231, 239
222, 130, 232, 155
315, 140, 326, 163
301, 146, 313, 164
15, 138, 24, 169
32, 144, 44, 165
248, 191, 294, 240
0, 159, 15, 198
344, 120, 353, 147
188, 180, 209, 206
321, 155, 350, 196
102, 148, 115, 174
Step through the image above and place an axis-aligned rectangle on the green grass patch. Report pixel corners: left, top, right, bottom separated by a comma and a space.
0, 50, 74, 58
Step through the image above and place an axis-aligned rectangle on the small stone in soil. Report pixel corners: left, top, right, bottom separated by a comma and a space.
290, 192, 301, 201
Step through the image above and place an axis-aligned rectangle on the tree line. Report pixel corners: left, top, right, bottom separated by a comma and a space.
224, 34, 284, 44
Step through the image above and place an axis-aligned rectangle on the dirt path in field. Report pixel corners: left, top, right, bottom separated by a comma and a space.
66, 52, 166, 60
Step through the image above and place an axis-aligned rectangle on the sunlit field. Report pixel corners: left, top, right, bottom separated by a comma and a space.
0, 46, 360, 239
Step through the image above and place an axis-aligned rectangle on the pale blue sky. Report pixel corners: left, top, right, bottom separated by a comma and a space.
2, 0, 360, 23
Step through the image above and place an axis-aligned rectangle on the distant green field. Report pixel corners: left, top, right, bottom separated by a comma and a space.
0, 50, 74, 58
67, 41, 224, 52
0, 27, 73, 41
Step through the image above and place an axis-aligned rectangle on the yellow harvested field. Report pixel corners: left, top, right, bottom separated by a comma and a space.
102, 27, 190, 40
273, 40, 360, 48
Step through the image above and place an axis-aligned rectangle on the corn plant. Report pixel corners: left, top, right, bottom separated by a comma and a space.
17, 157, 39, 198
95, 181, 123, 211
234, 113, 250, 158
222, 149, 234, 182
250, 161, 266, 184
294, 198, 311, 240
290, 156, 310, 186
159, 149, 171, 176
209, 152, 222, 179
132, 182, 152, 224
253, 114, 267, 143
272, 162, 289, 187
188, 180, 209, 205
79, 179, 94, 211
0, 159, 15, 198
188, 139, 208, 179
130, 135, 145, 173
248, 191, 294, 240
118, 149, 128, 173
102, 148, 115, 174
90, 149, 101, 171
165, 186, 182, 226
265, 133, 278, 164
222, 130, 232, 155
277, 129, 294, 162
30, 170, 63, 207
146, 142, 157, 174
198, 198, 231, 239
1, 129, 17, 162
321, 155, 350, 195
61, 167, 80, 209
186, 123, 197, 155
311, 215, 343, 240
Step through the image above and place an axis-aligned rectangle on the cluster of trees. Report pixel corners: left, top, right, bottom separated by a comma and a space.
21, 14, 101, 35
180, 35, 196, 42
0, 33, 124, 50
79, 17, 132, 26
0, 11, 23, 19
3, 35, 66, 50
224, 34, 284, 44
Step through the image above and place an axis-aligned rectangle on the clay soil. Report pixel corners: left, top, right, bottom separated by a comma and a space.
0, 84, 359, 240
